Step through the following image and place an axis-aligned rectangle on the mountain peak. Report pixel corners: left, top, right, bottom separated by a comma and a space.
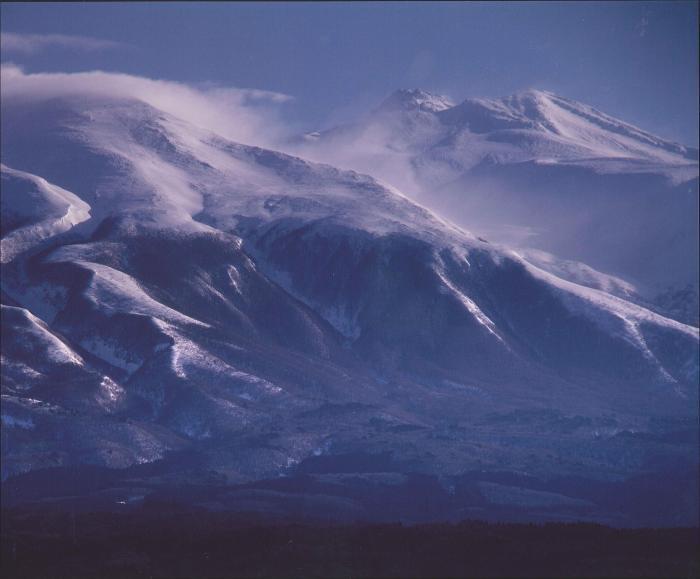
376, 88, 455, 114
511, 88, 556, 99
445, 89, 698, 160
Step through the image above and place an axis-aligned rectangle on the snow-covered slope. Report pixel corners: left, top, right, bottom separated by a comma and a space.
1, 92, 698, 524
440, 89, 697, 164
294, 89, 699, 325
1, 164, 91, 264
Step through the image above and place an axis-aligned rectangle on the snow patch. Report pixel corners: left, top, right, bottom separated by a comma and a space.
1, 414, 35, 430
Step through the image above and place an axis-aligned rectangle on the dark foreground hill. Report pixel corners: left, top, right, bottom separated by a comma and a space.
2, 507, 698, 578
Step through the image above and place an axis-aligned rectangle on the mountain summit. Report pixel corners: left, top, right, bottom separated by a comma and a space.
376, 88, 455, 114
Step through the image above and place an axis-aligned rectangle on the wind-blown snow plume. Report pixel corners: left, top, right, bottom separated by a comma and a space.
0, 64, 293, 148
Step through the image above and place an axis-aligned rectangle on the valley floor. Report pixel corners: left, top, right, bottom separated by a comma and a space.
1, 507, 698, 578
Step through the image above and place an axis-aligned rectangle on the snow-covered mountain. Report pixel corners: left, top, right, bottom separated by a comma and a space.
1, 90, 698, 525
294, 89, 699, 326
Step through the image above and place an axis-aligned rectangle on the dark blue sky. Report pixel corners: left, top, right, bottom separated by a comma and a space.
2, 1, 698, 145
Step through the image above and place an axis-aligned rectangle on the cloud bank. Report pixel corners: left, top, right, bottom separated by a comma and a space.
0, 64, 294, 148
1, 32, 125, 54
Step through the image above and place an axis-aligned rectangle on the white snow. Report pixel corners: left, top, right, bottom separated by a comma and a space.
79, 336, 142, 373
513, 251, 699, 385
2, 305, 84, 367
99, 375, 125, 404
435, 268, 505, 344
60, 259, 209, 328
1, 165, 91, 263
518, 249, 638, 299
513, 251, 697, 339
377, 88, 455, 114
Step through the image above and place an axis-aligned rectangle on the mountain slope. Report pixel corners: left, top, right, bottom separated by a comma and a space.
1, 92, 698, 525
294, 89, 699, 325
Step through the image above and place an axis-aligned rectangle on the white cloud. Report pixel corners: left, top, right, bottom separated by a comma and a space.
0, 64, 294, 148
1, 32, 124, 54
